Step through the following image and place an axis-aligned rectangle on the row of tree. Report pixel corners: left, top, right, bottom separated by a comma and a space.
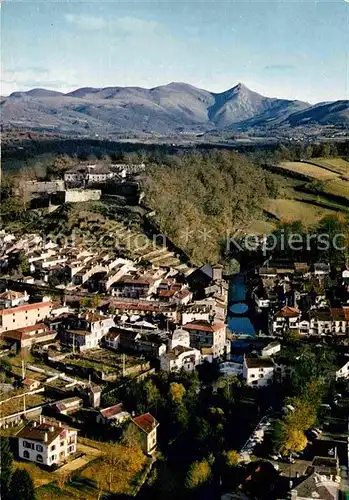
273, 345, 335, 456
0, 438, 35, 500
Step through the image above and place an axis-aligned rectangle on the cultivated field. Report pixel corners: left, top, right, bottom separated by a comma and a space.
263, 199, 340, 226
322, 178, 349, 199
279, 161, 339, 180
310, 157, 349, 176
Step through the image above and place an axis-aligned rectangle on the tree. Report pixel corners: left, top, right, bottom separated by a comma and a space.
0, 438, 13, 499
9, 469, 35, 500
185, 460, 212, 490
93, 443, 146, 494
283, 329, 301, 344
284, 398, 316, 431
224, 450, 241, 467
273, 422, 307, 456
169, 382, 186, 403
56, 472, 71, 489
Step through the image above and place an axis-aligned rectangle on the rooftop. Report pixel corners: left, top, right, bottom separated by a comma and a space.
133, 413, 158, 434
244, 356, 275, 369
16, 420, 76, 446
182, 320, 225, 332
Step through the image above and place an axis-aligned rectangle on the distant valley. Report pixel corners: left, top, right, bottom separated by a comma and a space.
1, 82, 348, 137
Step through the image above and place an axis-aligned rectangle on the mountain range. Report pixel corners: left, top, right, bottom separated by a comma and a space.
1, 82, 348, 136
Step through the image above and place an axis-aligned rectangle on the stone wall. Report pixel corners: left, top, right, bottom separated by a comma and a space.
64, 189, 101, 203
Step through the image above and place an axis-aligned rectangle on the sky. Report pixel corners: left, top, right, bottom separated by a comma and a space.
1, 0, 348, 103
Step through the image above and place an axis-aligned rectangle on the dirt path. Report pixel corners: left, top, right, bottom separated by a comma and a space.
54, 443, 102, 475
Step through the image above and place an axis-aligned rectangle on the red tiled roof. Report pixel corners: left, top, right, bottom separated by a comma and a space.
158, 290, 176, 298
174, 289, 192, 300
100, 403, 123, 419
133, 413, 158, 434
22, 378, 39, 387
1, 323, 51, 341
0, 290, 25, 300
275, 306, 300, 318
0, 302, 53, 316
182, 320, 225, 332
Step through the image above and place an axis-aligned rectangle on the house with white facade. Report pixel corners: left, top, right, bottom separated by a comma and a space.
261, 341, 281, 358
242, 356, 275, 388
271, 306, 300, 335
0, 290, 29, 308
160, 344, 201, 372
335, 359, 349, 380
16, 419, 77, 466
60, 312, 115, 351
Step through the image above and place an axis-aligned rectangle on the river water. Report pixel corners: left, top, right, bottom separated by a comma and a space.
227, 273, 256, 337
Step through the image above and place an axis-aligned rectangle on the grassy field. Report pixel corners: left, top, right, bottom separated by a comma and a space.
279, 161, 340, 180
36, 437, 150, 499
263, 199, 340, 226
322, 178, 349, 199
311, 157, 349, 176
252, 157, 349, 232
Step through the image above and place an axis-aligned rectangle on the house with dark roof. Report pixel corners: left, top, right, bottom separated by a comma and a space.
59, 312, 115, 351
289, 471, 340, 499
16, 419, 78, 466
243, 355, 275, 388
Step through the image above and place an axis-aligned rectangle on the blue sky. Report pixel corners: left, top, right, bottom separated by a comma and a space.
1, 0, 348, 103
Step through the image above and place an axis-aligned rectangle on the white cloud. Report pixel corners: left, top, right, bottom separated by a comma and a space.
65, 14, 108, 31
1, 67, 79, 96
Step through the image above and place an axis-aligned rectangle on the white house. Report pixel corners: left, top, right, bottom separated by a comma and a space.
271, 306, 300, 335
335, 360, 349, 380
16, 419, 77, 466
160, 344, 201, 372
60, 312, 115, 351
0, 290, 29, 308
242, 356, 275, 388
261, 341, 281, 358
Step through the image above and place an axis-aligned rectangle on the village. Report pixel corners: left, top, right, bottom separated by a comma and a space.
0, 201, 349, 499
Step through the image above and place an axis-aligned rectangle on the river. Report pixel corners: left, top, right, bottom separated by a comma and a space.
227, 273, 256, 338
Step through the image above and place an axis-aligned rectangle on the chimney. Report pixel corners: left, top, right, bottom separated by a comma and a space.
50, 426, 55, 432
32, 421, 37, 427
59, 422, 62, 427
44, 432, 48, 442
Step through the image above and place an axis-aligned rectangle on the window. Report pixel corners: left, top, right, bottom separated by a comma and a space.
36, 454, 43, 463
23, 450, 30, 459
60, 441, 64, 447
259, 374, 263, 378
50, 444, 56, 451
36, 444, 43, 452
23, 441, 34, 450
250, 374, 255, 378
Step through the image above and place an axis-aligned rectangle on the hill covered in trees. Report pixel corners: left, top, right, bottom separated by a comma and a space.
142, 151, 275, 264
